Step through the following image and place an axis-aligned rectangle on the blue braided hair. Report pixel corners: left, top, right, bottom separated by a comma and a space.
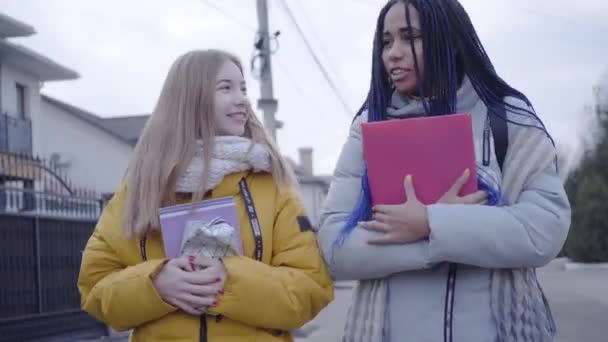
335, 0, 554, 246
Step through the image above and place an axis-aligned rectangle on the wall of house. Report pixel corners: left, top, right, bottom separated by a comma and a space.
0, 63, 40, 119
37, 97, 133, 194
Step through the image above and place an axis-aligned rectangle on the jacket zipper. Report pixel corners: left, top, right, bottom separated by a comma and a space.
200, 316, 207, 342
443, 264, 458, 342
140, 237, 209, 342
483, 114, 491, 167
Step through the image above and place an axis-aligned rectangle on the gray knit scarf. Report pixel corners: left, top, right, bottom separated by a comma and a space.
343, 78, 557, 342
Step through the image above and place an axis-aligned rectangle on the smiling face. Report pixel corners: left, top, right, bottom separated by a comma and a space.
213, 60, 249, 136
381, 2, 424, 95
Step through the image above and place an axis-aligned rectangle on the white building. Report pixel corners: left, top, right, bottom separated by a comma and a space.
0, 12, 75, 155
37, 96, 135, 195
0, 13, 133, 195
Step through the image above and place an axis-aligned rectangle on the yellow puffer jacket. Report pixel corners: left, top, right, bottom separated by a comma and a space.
77, 171, 334, 342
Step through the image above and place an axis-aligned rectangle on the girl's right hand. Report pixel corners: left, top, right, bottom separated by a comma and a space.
438, 169, 488, 205
152, 257, 223, 315
362, 169, 488, 245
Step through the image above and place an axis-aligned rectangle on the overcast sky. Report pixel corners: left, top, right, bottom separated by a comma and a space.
2, 0, 607, 174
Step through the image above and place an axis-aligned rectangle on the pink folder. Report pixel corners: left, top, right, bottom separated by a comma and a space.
361, 113, 478, 205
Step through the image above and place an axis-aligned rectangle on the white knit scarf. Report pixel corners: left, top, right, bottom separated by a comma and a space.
175, 136, 271, 193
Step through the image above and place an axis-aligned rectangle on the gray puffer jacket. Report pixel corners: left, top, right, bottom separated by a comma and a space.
317, 80, 570, 342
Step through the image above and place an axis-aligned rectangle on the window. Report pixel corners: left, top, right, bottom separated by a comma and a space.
16, 83, 27, 119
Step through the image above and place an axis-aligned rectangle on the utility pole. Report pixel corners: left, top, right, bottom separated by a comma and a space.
254, 0, 282, 142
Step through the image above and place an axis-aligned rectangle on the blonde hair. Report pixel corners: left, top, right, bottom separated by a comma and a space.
124, 50, 295, 238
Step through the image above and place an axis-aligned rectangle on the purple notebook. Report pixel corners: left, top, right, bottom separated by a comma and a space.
159, 197, 243, 258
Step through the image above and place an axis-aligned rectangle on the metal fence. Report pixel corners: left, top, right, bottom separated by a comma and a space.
0, 152, 108, 341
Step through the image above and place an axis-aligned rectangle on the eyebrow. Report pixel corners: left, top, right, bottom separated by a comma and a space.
216, 79, 246, 85
383, 27, 422, 36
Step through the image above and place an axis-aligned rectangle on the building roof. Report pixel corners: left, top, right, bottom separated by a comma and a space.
41, 97, 149, 148
0, 39, 78, 81
40, 96, 148, 148
0, 13, 35, 38
100, 115, 149, 146
41, 95, 133, 146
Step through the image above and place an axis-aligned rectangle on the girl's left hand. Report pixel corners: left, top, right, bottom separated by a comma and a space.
189, 256, 227, 286
187, 256, 228, 309
360, 175, 430, 245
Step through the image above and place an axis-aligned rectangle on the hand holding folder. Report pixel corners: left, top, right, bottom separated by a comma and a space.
361, 113, 478, 206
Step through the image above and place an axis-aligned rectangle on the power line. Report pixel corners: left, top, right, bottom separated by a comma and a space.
292, 0, 345, 91
275, 57, 307, 100
275, 54, 327, 111
199, 0, 257, 32
279, 0, 354, 116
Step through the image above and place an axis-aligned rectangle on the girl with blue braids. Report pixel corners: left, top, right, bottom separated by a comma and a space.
317, 1, 571, 341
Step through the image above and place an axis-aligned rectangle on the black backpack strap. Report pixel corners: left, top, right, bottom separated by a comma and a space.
489, 106, 509, 171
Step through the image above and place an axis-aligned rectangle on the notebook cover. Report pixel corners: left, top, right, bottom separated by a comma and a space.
361, 113, 478, 205
159, 197, 242, 258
